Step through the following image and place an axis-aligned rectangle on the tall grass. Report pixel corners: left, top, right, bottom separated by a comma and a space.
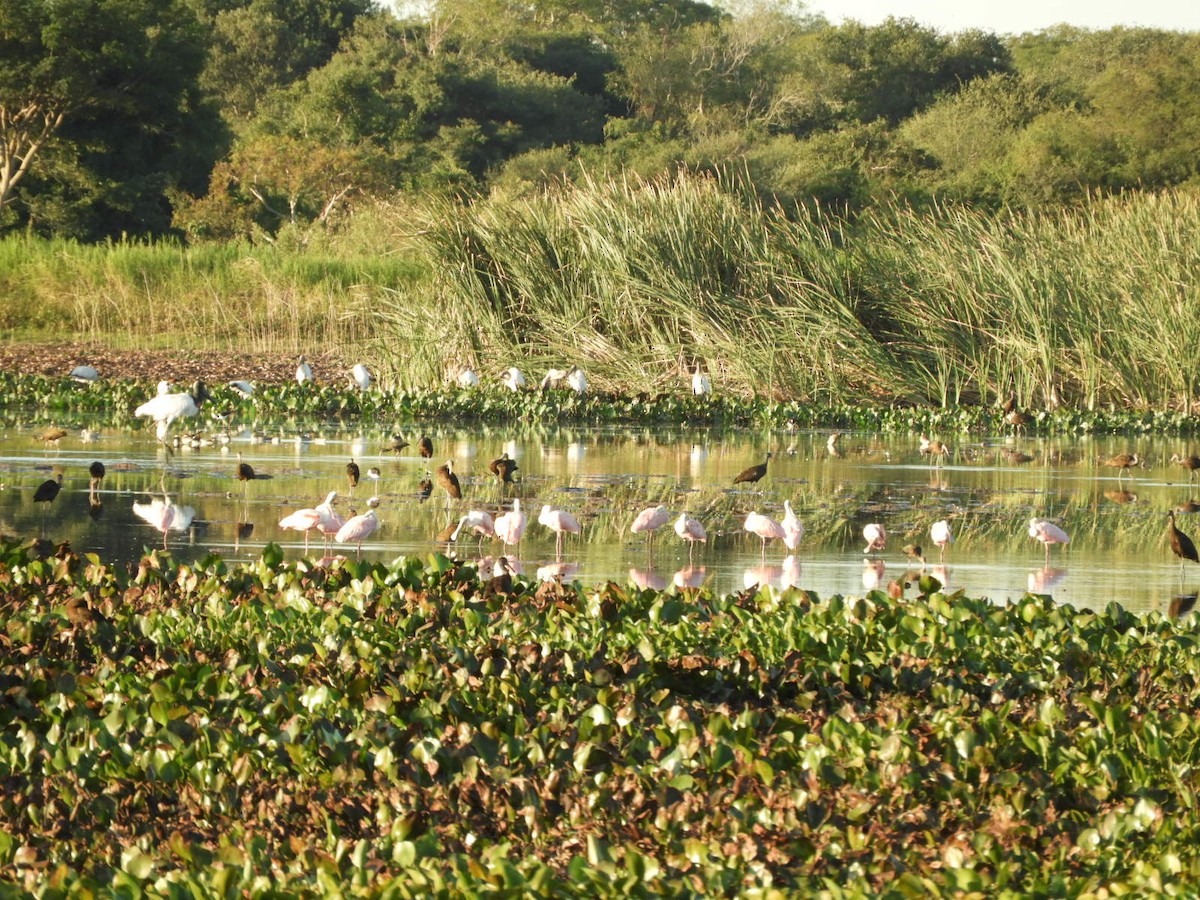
0, 234, 422, 355
379, 173, 1200, 408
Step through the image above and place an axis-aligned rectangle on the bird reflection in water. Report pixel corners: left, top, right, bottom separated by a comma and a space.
1104, 489, 1138, 505
862, 559, 886, 592
673, 566, 707, 590
235, 521, 254, 551
743, 563, 783, 590
537, 561, 580, 583
132, 493, 196, 549
1028, 567, 1067, 593
629, 567, 667, 591
1169, 594, 1197, 619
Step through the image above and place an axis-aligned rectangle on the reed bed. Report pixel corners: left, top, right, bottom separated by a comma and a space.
380, 175, 1200, 408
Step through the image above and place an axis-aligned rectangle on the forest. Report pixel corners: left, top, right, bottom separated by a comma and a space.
2, 0, 1199, 243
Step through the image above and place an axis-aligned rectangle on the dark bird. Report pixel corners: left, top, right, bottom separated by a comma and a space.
347, 459, 361, 491
1103, 452, 1141, 479
1001, 447, 1033, 465
489, 452, 519, 484
34, 473, 64, 505
733, 452, 772, 485
902, 543, 926, 566
436, 460, 462, 499
1005, 409, 1032, 432
1001, 393, 1017, 416
1171, 454, 1200, 482
1168, 510, 1199, 571
417, 478, 433, 502
418, 435, 434, 459
383, 434, 409, 454
65, 596, 104, 630
919, 434, 950, 466
88, 461, 106, 491
236, 452, 256, 483
38, 426, 69, 447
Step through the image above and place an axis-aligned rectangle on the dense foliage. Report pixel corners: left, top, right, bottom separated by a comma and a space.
2, 538, 1200, 894
2, 0, 1200, 240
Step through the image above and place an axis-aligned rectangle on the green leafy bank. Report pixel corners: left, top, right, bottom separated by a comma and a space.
2, 539, 1199, 895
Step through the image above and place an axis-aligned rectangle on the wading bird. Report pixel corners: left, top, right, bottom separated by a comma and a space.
565, 366, 588, 394
436, 460, 462, 499
538, 504, 581, 559
630, 505, 671, 552
451, 510, 496, 545
734, 452, 772, 486
744, 511, 785, 558
691, 365, 711, 396
336, 497, 380, 557
418, 435, 434, 459
1028, 517, 1070, 564
1168, 510, 1199, 572
228, 380, 255, 398
38, 426, 68, 448
674, 512, 707, 560
1171, 454, 1200, 482
919, 435, 950, 467
1103, 452, 1141, 480
383, 434, 409, 454
781, 501, 804, 552
134, 380, 210, 442
296, 356, 313, 386
34, 472, 64, 508
494, 499, 529, 550
500, 367, 527, 392
863, 523, 887, 556
350, 364, 371, 391
346, 459, 360, 493
930, 519, 953, 562
236, 452, 256, 497
278, 494, 336, 553
489, 452, 519, 485
70, 365, 99, 383
88, 461, 105, 493
457, 368, 480, 389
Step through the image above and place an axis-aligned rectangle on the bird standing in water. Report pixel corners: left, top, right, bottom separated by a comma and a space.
436, 460, 462, 499
346, 459, 361, 494
1168, 510, 1199, 573
674, 512, 707, 560
734, 453, 772, 486
538, 504, 581, 559
336, 497, 380, 557
862, 523, 887, 556
489, 452, 519, 485
744, 511, 785, 558
930, 519, 953, 562
1028, 517, 1069, 565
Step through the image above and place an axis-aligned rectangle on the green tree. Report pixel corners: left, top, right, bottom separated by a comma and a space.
0, 0, 221, 237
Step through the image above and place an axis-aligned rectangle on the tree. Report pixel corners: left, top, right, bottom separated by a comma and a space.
0, 0, 221, 237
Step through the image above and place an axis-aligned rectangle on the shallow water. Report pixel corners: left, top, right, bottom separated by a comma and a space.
2, 418, 1199, 615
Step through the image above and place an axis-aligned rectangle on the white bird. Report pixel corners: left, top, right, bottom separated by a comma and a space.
296, 355, 313, 386
132, 493, 195, 548
691, 364, 711, 396
350, 364, 371, 391
781, 500, 804, 551
930, 519, 953, 562
278, 490, 338, 553
744, 511, 785, 557
228, 380, 255, 398
336, 497, 380, 556
674, 512, 707, 560
457, 368, 480, 389
673, 565, 707, 589
538, 504, 581, 559
565, 366, 588, 394
134, 380, 210, 443
70, 365, 99, 383
540, 367, 569, 390
451, 510, 496, 543
863, 559, 886, 592
500, 367, 527, 392
630, 505, 671, 551
863, 523, 887, 556
1028, 517, 1069, 564
155, 380, 172, 395
494, 499, 529, 549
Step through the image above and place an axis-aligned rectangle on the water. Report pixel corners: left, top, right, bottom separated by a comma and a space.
2, 419, 1198, 615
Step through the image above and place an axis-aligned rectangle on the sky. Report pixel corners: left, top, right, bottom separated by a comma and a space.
807, 0, 1200, 35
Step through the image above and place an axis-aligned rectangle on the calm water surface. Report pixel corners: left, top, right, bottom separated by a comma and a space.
2, 418, 1198, 615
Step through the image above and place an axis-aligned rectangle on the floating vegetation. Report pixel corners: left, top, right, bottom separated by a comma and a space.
3, 538, 1200, 894
4, 371, 1200, 435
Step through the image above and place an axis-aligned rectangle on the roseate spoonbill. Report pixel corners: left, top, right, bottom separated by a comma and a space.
279, 505, 322, 553
538, 504, 581, 559
781, 501, 804, 551
494, 499, 529, 550
134, 380, 210, 442
630, 505, 671, 552
930, 519, 953, 562
674, 512, 707, 560
734, 452, 772, 486
863, 523, 886, 556
296, 356, 313, 385
436, 460, 461, 499
336, 497, 380, 557
451, 510, 496, 545
1028, 517, 1069, 564
744, 511, 785, 558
